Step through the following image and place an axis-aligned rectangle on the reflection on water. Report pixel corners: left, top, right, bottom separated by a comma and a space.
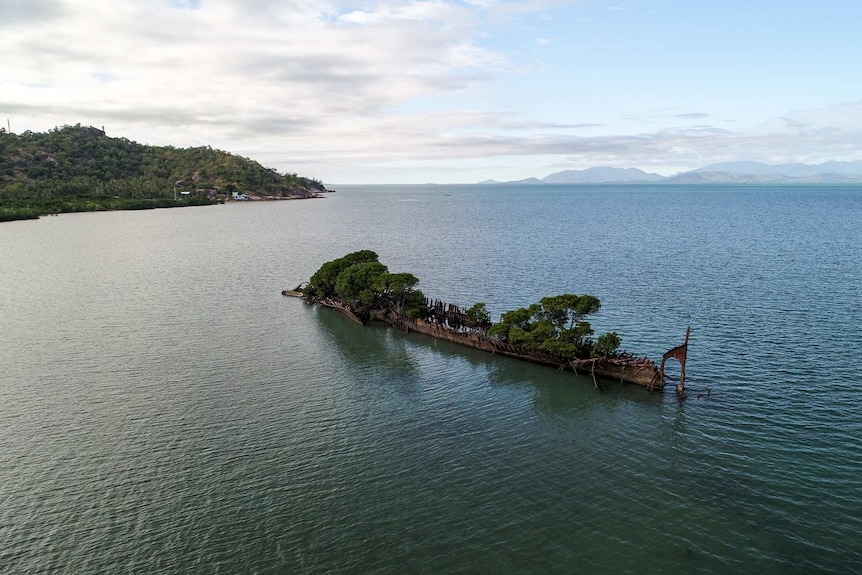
312, 303, 421, 379
311, 300, 667, 417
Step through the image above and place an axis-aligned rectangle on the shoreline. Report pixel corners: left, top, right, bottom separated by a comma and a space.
1, 192, 327, 223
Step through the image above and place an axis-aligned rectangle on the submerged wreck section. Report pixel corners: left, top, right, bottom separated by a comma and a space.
284, 250, 689, 392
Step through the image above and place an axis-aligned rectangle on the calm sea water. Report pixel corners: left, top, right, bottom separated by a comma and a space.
1, 184, 860, 574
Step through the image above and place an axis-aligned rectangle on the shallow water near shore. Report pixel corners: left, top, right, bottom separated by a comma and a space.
1, 184, 861, 573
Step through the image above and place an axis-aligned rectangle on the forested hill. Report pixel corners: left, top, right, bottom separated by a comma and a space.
0, 124, 326, 210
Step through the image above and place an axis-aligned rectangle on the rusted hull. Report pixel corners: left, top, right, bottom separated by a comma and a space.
589, 361, 663, 388
390, 315, 663, 389
283, 290, 666, 390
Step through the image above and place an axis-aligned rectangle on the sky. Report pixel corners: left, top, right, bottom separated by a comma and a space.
2, 0, 862, 184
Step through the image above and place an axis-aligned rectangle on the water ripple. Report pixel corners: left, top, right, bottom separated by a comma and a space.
1, 185, 861, 573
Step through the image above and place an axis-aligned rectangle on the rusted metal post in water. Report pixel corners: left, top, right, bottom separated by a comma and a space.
661, 326, 690, 395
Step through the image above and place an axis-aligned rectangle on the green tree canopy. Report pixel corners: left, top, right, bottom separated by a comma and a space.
374, 272, 420, 312
335, 261, 389, 305
307, 250, 380, 299
487, 294, 617, 359
593, 332, 622, 357
465, 302, 491, 329
302, 251, 623, 360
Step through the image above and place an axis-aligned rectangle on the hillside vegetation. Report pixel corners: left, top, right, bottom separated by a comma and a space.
0, 124, 326, 221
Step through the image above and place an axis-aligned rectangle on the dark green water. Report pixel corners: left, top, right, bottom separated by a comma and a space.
1, 184, 860, 573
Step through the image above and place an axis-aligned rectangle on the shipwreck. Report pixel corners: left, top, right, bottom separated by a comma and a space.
283, 250, 689, 392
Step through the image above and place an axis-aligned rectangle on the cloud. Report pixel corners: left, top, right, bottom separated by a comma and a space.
2, 1, 860, 182
0, 0, 65, 27
169, 0, 202, 9
338, 1, 460, 24
1, 1, 497, 134
262, 104, 862, 170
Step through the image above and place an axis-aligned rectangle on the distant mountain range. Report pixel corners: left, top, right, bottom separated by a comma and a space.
479, 161, 862, 184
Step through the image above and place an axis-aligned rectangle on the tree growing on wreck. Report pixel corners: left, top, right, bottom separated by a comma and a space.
593, 331, 622, 358
335, 261, 389, 305
374, 272, 420, 313
488, 294, 620, 359
304, 250, 425, 317
306, 250, 380, 299
465, 302, 492, 331
304, 251, 621, 359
